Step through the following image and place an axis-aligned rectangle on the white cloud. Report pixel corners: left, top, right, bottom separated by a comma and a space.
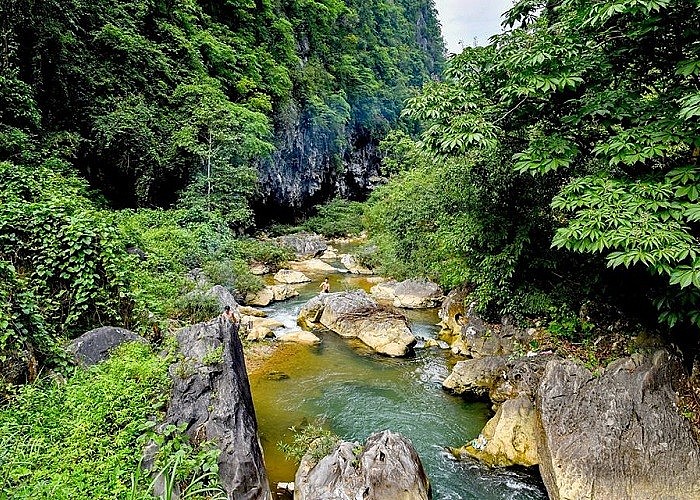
434, 0, 514, 54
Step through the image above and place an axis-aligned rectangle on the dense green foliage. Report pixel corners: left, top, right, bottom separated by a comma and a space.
116, 208, 292, 333
1, 0, 442, 212
0, 342, 223, 499
0, 161, 132, 386
370, 0, 700, 329
0, 343, 165, 498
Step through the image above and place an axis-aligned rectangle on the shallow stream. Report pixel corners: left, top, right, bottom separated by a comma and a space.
248, 271, 547, 499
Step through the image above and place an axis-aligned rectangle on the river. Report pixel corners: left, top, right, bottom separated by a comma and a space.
248, 271, 547, 499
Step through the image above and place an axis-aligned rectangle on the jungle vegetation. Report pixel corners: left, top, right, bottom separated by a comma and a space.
366, 0, 700, 333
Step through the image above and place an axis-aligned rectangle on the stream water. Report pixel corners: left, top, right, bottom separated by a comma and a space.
248, 271, 548, 499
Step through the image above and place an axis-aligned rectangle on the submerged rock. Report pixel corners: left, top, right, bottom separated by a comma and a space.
370, 278, 443, 309
537, 350, 700, 499
298, 291, 415, 357
166, 318, 271, 499
68, 327, 148, 366
295, 430, 430, 500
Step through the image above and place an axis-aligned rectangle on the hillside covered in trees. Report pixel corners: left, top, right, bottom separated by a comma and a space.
0, 0, 443, 383
2, 0, 443, 213
367, 0, 700, 338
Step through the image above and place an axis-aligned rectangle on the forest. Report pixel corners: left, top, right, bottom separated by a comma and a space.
1, 0, 699, 498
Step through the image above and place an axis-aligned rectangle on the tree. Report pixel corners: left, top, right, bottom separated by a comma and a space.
172, 79, 273, 227
402, 0, 700, 328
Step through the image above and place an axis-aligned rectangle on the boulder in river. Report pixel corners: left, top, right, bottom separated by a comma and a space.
246, 284, 300, 306
274, 269, 312, 284
279, 330, 322, 345
166, 318, 271, 499
295, 430, 430, 500
537, 350, 700, 499
68, 326, 148, 366
243, 316, 285, 341
275, 232, 327, 258
370, 278, 443, 309
288, 258, 341, 274
298, 291, 415, 357
452, 396, 539, 467
339, 254, 373, 275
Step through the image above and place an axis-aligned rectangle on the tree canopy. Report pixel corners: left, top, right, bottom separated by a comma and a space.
371, 0, 700, 330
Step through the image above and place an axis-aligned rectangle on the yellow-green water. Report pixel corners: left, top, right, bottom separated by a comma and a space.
249, 268, 546, 499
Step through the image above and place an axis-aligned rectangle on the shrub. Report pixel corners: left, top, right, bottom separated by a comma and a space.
0, 342, 171, 499
277, 422, 340, 465
302, 199, 366, 237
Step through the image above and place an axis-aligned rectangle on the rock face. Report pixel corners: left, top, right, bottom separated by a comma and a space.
274, 269, 312, 284
298, 291, 415, 357
454, 396, 539, 467
295, 430, 430, 500
257, 103, 384, 216
274, 232, 327, 258
536, 350, 700, 500
68, 327, 148, 366
439, 297, 534, 358
166, 319, 270, 499
438, 285, 470, 336
370, 279, 443, 309
442, 354, 553, 403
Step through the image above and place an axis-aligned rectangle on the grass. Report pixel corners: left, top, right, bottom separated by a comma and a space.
0, 342, 170, 499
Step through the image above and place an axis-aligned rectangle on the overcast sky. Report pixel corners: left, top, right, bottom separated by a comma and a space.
434, 0, 514, 54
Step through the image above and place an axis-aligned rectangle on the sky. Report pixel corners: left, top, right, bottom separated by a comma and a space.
433, 0, 514, 54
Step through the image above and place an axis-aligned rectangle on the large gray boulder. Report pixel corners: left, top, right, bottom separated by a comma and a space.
537, 350, 700, 500
276, 232, 327, 258
295, 430, 430, 500
370, 279, 443, 309
298, 291, 416, 357
205, 285, 239, 309
166, 319, 271, 500
68, 326, 148, 366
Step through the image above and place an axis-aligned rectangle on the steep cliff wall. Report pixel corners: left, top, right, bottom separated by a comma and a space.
256, 0, 444, 218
